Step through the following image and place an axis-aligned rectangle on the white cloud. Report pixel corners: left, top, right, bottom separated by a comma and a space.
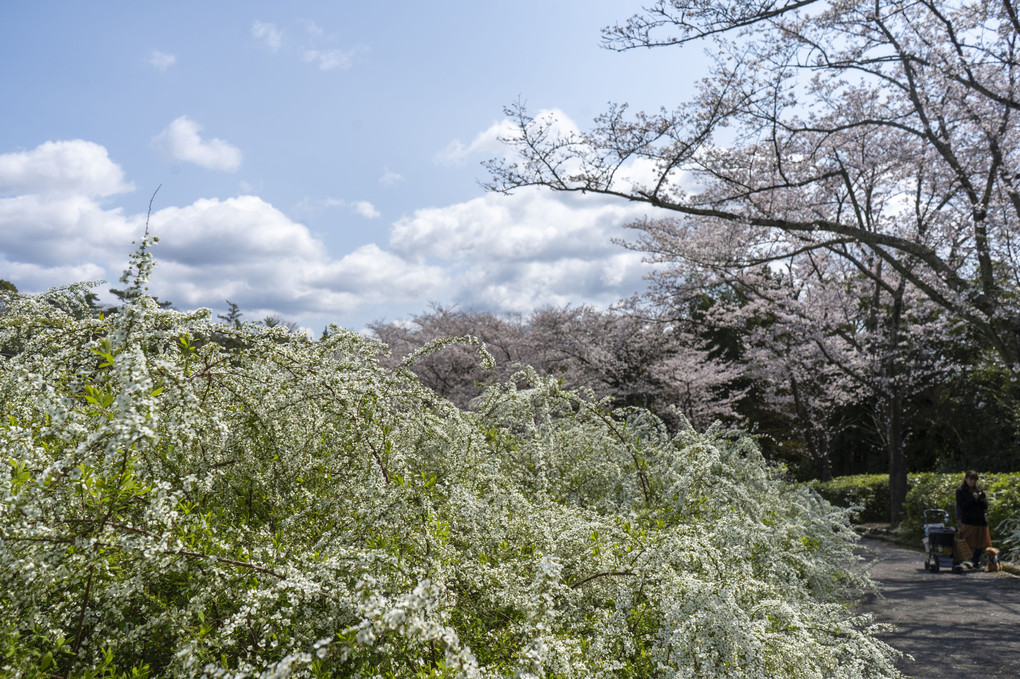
379, 169, 404, 187
311, 244, 447, 298
352, 201, 381, 219
251, 20, 359, 74
149, 50, 176, 70
293, 197, 381, 219
252, 21, 283, 52
0, 260, 108, 293
147, 196, 322, 265
0, 179, 442, 324
0, 193, 136, 266
0, 140, 133, 197
608, 156, 701, 196
151, 116, 243, 172
144, 199, 443, 316
391, 188, 645, 262
0, 135, 662, 332
302, 48, 354, 71
453, 252, 648, 313
389, 187, 658, 313
437, 119, 520, 164
0, 137, 439, 325
437, 108, 578, 164
0, 151, 140, 295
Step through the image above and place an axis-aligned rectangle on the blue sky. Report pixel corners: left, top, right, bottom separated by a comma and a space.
0, 1, 704, 333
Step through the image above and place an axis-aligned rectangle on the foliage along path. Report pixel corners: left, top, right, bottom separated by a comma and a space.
857, 538, 1020, 678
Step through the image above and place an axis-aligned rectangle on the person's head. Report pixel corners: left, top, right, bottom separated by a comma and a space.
964, 470, 980, 488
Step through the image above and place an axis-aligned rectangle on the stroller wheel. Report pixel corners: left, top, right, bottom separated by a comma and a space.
931, 562, 940, 573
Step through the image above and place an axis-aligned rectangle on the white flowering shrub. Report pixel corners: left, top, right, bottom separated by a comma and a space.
1, 241, 904, 677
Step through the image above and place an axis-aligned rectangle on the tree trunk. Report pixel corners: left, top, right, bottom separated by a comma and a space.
810, 430, 832, 482
886, 280, 908, 524
887, 392, 907, 524
790, 375, 833, 481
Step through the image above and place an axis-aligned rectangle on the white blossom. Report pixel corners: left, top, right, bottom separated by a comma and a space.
0, 239, 902, 677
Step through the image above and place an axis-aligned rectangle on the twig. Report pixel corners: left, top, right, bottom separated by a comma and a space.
72, 565, 95, 655
569, 570, 636, 589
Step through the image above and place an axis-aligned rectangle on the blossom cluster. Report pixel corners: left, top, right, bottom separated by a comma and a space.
0, 242, 903, 677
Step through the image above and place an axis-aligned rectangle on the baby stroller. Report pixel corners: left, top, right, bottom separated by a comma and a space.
923, 509, 964, 574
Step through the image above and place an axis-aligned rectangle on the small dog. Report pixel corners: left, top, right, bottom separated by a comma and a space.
980, 547, 1002, 573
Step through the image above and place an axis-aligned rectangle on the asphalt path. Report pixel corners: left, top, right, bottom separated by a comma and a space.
856, 537, 1020, 678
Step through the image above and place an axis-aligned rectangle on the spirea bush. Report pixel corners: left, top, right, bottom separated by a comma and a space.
1, 241, 904, 677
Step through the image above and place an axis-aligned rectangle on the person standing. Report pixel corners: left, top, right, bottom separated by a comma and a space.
956, 470, 991, 567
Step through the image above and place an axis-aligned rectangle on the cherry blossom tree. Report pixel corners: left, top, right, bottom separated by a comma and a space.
488, 0, 1020, 374
632, 215, 963, 516
525, 305, 681, 413
371, 305, 748, 429
369, 306, 529, 407
488, 0, 1018, 517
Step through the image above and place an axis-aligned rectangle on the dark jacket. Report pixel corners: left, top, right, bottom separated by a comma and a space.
956, 484, 988, 526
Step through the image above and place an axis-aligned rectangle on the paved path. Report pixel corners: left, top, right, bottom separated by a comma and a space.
856, 538, 1020, 678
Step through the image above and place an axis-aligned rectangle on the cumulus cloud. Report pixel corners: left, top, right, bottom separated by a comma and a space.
453, 252, 648, 313
0, 144, 135, 289
391, 188, 645, 262
145, 196, 322, 265
0, 142, 140, 294
0, 193, 136, 266
0, 140, 133, 197
352, 201, 380, 219
311, 244, 447, 296
0, 260, 109, 294
252, 21, 283, 52
0, 139, 443, 327
0, 134, 662, 332
145, 198, 443, 317
437, 119, 520, 164
389, 187, 657, 313
437, 108, 578, 164
0, 139, 137, 293
151, 116, 243, 172
149, 50, 176, 70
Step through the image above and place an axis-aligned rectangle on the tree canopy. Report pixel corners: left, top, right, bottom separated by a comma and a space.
487, 0, 1020, 521
489, 0, 1020, 368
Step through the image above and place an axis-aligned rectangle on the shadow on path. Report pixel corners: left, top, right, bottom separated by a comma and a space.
857, 538, 1020, 678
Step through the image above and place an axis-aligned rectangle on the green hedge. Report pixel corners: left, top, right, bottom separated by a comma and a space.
811, 472, 1020, 548
807, 475, 890, 524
